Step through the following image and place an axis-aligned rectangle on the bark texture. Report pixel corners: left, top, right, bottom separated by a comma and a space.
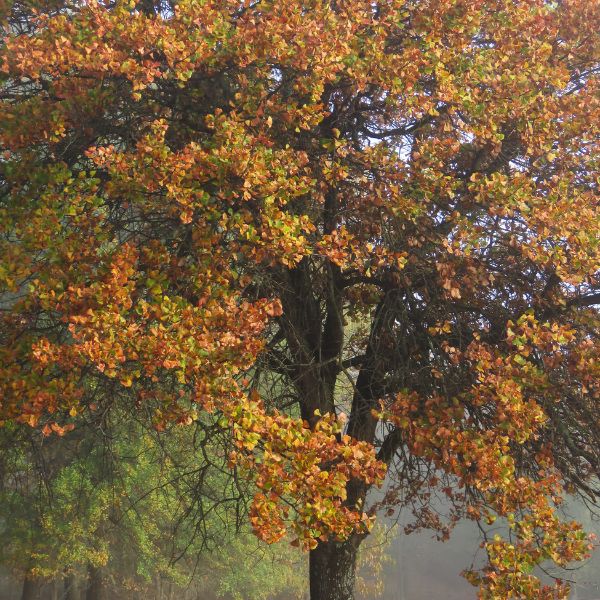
309, 538, 360, 600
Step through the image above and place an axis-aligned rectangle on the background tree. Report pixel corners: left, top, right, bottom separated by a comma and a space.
1, 1, 599, 600
0, 415, 307, 600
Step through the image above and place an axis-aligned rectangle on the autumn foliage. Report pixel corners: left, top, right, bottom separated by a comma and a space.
1, 0, 599, 598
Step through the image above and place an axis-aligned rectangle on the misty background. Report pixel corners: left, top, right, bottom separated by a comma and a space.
1, 496, 598, 600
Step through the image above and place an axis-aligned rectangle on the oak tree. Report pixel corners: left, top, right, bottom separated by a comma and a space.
1, 0, 599, 599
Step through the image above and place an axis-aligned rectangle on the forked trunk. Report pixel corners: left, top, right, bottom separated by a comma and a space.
309, 537, 360, 600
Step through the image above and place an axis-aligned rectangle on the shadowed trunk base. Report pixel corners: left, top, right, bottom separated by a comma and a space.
85, 566, 104, 600
21, 576, 41, 600
309, 538, 360, 600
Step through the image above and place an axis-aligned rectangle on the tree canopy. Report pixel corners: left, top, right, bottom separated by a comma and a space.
1, 0, 599, 599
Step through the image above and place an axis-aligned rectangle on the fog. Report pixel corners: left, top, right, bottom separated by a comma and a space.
2, 500, 598, 600
372, 499, 600, 600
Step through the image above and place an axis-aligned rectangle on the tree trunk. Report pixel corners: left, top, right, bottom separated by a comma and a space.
21, 576, 40, 600
85, 566, 104, 600
309, 538, 360, 600
51, 580, 60, 600
154, 574, 163, 600
64, 574, 79, 600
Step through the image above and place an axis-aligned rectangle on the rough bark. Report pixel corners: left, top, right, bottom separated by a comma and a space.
309, 537, 360, 600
